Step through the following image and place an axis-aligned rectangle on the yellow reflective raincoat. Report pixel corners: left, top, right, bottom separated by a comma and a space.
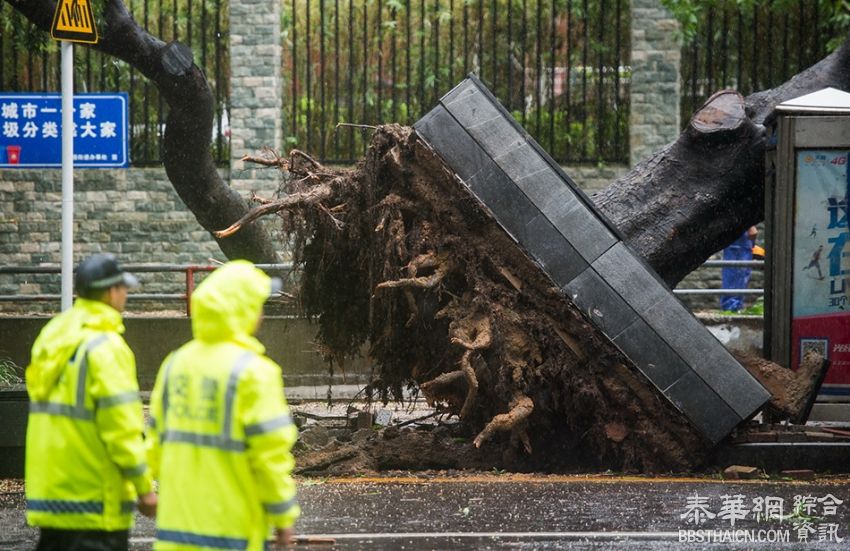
148, 261, 299, 551
25, 298, 152, 531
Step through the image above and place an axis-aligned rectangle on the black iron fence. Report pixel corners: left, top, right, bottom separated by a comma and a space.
680, 0, 845, 124
283, 0, 631, 165
0, 0, 230, 166
10, 2, 843, 168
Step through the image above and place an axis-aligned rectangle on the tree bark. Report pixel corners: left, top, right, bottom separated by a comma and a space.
595, 34, 850, 286
5, 0, 278, 263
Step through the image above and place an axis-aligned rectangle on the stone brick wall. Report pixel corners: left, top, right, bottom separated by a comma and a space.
629, 0, 681, 166
570, 164, 630, 196
0, 167, 222, 310
229, 0, 281, 197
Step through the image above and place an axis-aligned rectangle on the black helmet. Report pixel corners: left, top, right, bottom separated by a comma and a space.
75, 254, 139, 295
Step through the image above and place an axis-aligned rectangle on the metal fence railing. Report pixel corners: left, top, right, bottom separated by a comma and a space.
283, 0, 631, 165
674, 259, 764, 297
0, 0, 231, 166
2, 260, 762, 314
0, 263, 292, 316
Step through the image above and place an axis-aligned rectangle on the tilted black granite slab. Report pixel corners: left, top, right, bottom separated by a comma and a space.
413, 75, 770, 444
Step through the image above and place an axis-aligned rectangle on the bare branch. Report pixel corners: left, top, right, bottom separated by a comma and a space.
249, 192, 275, 205
241, 150, 289, 169
290, 149, 324, 170
336, 122, 378, 130
214, 184, 334, 238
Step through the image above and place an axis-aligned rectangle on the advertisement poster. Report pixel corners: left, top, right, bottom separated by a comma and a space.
792, 150, 850, 396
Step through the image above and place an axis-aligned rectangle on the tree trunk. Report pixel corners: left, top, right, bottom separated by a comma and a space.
5, 0, 278, 263
595, 34, 850, 286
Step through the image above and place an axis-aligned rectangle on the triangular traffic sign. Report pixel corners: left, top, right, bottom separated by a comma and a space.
51, 0, 98, 44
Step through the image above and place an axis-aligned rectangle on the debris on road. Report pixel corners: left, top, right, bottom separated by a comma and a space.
722, 465, 761, 480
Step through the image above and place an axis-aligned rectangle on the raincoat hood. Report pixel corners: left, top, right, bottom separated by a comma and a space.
190, 261, 271, 353
27, 298, 125, 400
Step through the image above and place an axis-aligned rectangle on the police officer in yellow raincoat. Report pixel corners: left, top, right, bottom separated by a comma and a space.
147, 261, 299, 550
26, 254, 157, 551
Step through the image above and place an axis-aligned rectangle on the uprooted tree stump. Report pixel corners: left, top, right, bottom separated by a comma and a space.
218, 80, 834, 471
219, 127, 712, 471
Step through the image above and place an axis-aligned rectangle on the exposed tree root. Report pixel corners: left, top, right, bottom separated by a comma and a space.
241, 149, 289, 170
375, 259, 451, 291
450, 315, 491, 419
474, 394, 535, 453
420, 370, 465, 409
231, 126, 712, 472
214, 182, 337, 238
457, 350, 479, 420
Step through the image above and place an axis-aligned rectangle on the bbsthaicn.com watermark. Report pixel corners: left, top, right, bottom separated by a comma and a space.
680, 529, 792, 543
678, 492, 844, 544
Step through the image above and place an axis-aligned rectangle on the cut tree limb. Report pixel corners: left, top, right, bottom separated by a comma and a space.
735, 350, 830, 423
594, 33, 850, 287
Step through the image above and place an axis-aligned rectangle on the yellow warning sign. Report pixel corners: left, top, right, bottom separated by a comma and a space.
51, 0, 98, 44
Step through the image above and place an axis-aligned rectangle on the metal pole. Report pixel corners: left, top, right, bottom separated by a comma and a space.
61, 41, 74, 311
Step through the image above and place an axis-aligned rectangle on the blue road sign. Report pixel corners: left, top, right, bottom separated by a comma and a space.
0, 92, 129, 168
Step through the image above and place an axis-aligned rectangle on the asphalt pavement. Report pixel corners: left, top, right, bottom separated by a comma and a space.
4, 474, 850, 550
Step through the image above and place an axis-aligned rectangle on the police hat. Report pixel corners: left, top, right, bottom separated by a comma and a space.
75, 254, 139, 293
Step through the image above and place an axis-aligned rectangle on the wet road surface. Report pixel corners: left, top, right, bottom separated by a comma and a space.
4, 474, 850, 549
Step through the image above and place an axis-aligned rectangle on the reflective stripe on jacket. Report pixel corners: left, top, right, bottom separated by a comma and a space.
148, 261, 299, 551
25, 298, 152, 531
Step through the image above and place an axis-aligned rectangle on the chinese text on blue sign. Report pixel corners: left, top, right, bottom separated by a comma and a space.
0, 93, 128, 168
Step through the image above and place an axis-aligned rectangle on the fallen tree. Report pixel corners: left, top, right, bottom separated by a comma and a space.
216, 36, 850, 470
9, 1, 848, 274
12, 0, 844, 469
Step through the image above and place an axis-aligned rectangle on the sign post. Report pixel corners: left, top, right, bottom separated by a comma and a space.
61, 42, 73, 311
766, 88, 850, 418
50, 0, 99, 310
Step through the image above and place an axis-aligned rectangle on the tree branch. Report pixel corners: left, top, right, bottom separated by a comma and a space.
214, 184, 335, 238
594, 34, 850, 285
